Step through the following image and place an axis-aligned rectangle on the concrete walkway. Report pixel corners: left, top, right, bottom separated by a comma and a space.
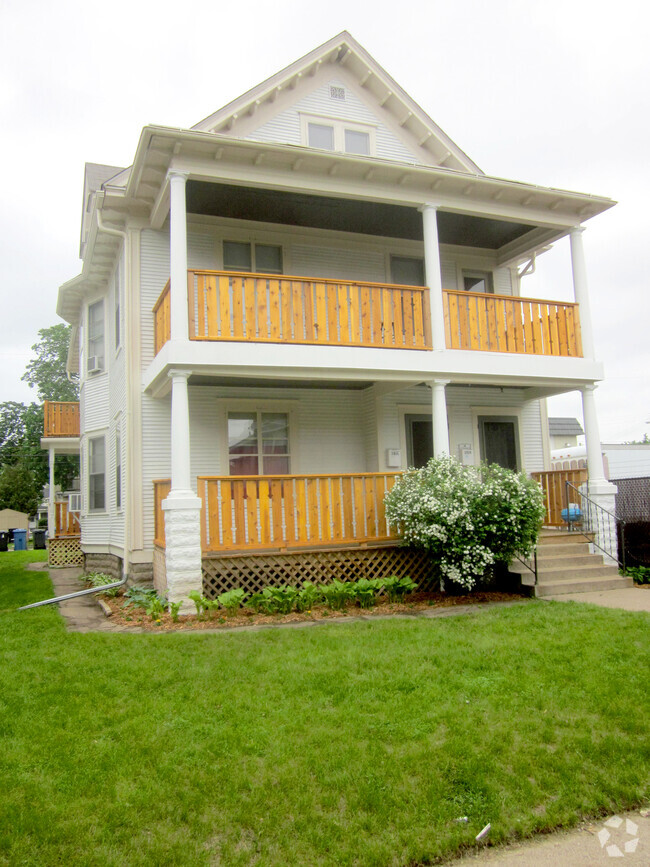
544, 585, 650, 612
447, 809, 650, 865
44, 566, 146, 633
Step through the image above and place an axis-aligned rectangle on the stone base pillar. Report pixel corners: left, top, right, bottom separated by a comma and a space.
586, 479, 619, 565
162, 493, 202, 611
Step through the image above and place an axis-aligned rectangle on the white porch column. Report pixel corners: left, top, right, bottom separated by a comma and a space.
570, 227, 595, 359
168, 170, 190, 343
48, 448, 56, 538
420, 204, 447, 351
161, 374, 202, 607
430, 379, 450, 457
581, 384, 618, 562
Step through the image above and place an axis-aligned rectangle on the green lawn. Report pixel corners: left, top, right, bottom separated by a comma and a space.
1, 552, 649, 866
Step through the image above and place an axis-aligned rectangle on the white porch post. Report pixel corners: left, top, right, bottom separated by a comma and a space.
570, 227, 595, 359
161, 171, 202, 608
168, 170, 190, 343
420, 204, 447, 351
581, 384, 618, 562
430, 379, 450, 457
48, 447, 56, 538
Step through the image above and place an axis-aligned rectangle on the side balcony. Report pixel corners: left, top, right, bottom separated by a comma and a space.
153, 270, 583, 361
43, 401, 80, 438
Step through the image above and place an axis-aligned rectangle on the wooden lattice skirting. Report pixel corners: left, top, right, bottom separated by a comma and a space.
48, 536, 84, 567
202, 544, 438, 599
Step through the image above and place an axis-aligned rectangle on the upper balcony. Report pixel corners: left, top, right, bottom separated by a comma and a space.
43, 401, 80, 438
153, 269, 583, 360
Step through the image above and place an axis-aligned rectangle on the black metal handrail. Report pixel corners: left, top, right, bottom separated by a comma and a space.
565, 481, 625, 572
513, 549, 538, 585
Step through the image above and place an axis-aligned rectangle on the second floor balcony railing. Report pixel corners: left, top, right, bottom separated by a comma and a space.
443, 289, 583, 357
153, 270, 432, 355
153, 273, 584, 359
43, 401, 80, 438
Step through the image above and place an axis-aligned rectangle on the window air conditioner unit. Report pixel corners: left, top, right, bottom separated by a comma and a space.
68, 493, 82, 513
87, 356, 103, 374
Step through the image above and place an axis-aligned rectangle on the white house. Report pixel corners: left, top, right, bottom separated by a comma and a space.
50, 32, 617, 602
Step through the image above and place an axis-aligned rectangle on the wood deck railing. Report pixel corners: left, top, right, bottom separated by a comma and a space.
531, 468, 589, 526
153, 479, 172, 546
443, 290, 583, 356
153, 280, 171, 355
43, 401, 80, 437
198, 472, 400, 553
54, 500, 81, 537
184, 270, 432, 352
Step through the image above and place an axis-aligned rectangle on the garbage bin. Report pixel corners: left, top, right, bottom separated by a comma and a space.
0, 532, 8, 552
33, 529, 46, 550
13, 529, 27, 551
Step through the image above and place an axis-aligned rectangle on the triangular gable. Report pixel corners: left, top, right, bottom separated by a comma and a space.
192, 32, 481, 174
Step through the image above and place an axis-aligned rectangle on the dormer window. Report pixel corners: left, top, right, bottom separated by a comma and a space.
302, 114, 375, 156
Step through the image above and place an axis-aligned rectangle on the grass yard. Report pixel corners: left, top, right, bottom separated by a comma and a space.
1, 552, 649, 866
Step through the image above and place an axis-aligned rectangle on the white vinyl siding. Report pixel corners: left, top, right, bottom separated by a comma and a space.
290, 244, 385, 282
246, 78, 418, 163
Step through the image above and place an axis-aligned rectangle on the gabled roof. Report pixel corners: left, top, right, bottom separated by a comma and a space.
192, 31, 482, 174
549, 417, 584, 436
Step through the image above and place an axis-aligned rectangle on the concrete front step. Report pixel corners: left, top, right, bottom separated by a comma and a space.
535, 575, 634, 597
538, 531, 594, 545
537, 564, 620, 582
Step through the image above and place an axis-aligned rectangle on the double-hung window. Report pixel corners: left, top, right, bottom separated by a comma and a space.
228, 412, 290, 476
223, 242, 283, 275
87, 299, 105, 372
88, 436, 105, 511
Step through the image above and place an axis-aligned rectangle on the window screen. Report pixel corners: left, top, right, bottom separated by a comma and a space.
391, 256, 425, 286
255, 245, 283, 274
308, 123, 335, 150
223, 241, 252, 272
345, 129, 370, 155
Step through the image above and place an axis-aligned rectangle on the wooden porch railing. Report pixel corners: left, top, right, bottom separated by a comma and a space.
153, 280, 171, 355
186, 270, 432, 352
43, 401, 80, 437
195, 472, 400, 553
443, 290, 583, 356
532, 468, 589, 526
54, 500, 81, 537
153, 479, 171, 546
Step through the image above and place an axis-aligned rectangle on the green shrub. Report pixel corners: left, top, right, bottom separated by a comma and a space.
320, 580, 353, 611
263, 585, 298, 614
625, 565, 650, 585
296, 581, 321, 612
217, 588, 249, 614
187, 590, 210, 618
384, 456, 545, 592
382, 575, 418, 603
85, 572, 119, 597
353, 578, 382, 609
122, 586, 160, 610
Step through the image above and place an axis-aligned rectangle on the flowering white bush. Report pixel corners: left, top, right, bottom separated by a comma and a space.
384, 456, 545, 591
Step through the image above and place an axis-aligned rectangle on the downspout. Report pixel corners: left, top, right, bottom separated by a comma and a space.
95, 206, 131, 583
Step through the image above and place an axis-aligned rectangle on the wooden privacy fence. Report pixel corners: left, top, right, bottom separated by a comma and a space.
198, 472, 400, 553
532, 468, 588, 526
153, 479, 171, 546
443, 289, 583, 356
153, 280, 171, 355
187, 270, 432, 351
54, 500, 81, 537
43, 401, 80, 437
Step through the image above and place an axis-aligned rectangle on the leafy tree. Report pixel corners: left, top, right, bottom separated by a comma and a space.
624, 433, 650, 445
0, 460, 41, 516
21, 324, 78, 402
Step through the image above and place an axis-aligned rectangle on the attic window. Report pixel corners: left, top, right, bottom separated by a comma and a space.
329, 85, 345, 100
302, 114, 376, 156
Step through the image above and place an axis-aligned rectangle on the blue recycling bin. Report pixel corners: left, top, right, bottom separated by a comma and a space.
13, 529, 27, 551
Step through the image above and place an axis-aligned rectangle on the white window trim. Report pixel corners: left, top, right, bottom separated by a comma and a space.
86, 297, 106, 377
299, 113, 377, 156
222, 240, 284, 274
218, 400, 298, 476
87, 434, 107, 513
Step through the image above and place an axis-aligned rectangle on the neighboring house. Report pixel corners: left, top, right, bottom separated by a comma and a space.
47, 32, 617, 602
0, 510, 29, 534
548, 416, 584, 450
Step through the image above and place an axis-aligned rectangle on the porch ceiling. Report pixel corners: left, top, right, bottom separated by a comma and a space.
186, 181, 533, 249
188, 373, 373, 390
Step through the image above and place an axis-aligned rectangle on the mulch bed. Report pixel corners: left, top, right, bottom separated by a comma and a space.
99, 589, 527, 632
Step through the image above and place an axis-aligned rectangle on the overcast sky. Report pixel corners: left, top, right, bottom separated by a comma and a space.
1, 0, 648, 442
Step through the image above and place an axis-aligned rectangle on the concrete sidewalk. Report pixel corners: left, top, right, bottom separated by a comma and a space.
448, 810, 650, 865
544, 585, 650, 612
